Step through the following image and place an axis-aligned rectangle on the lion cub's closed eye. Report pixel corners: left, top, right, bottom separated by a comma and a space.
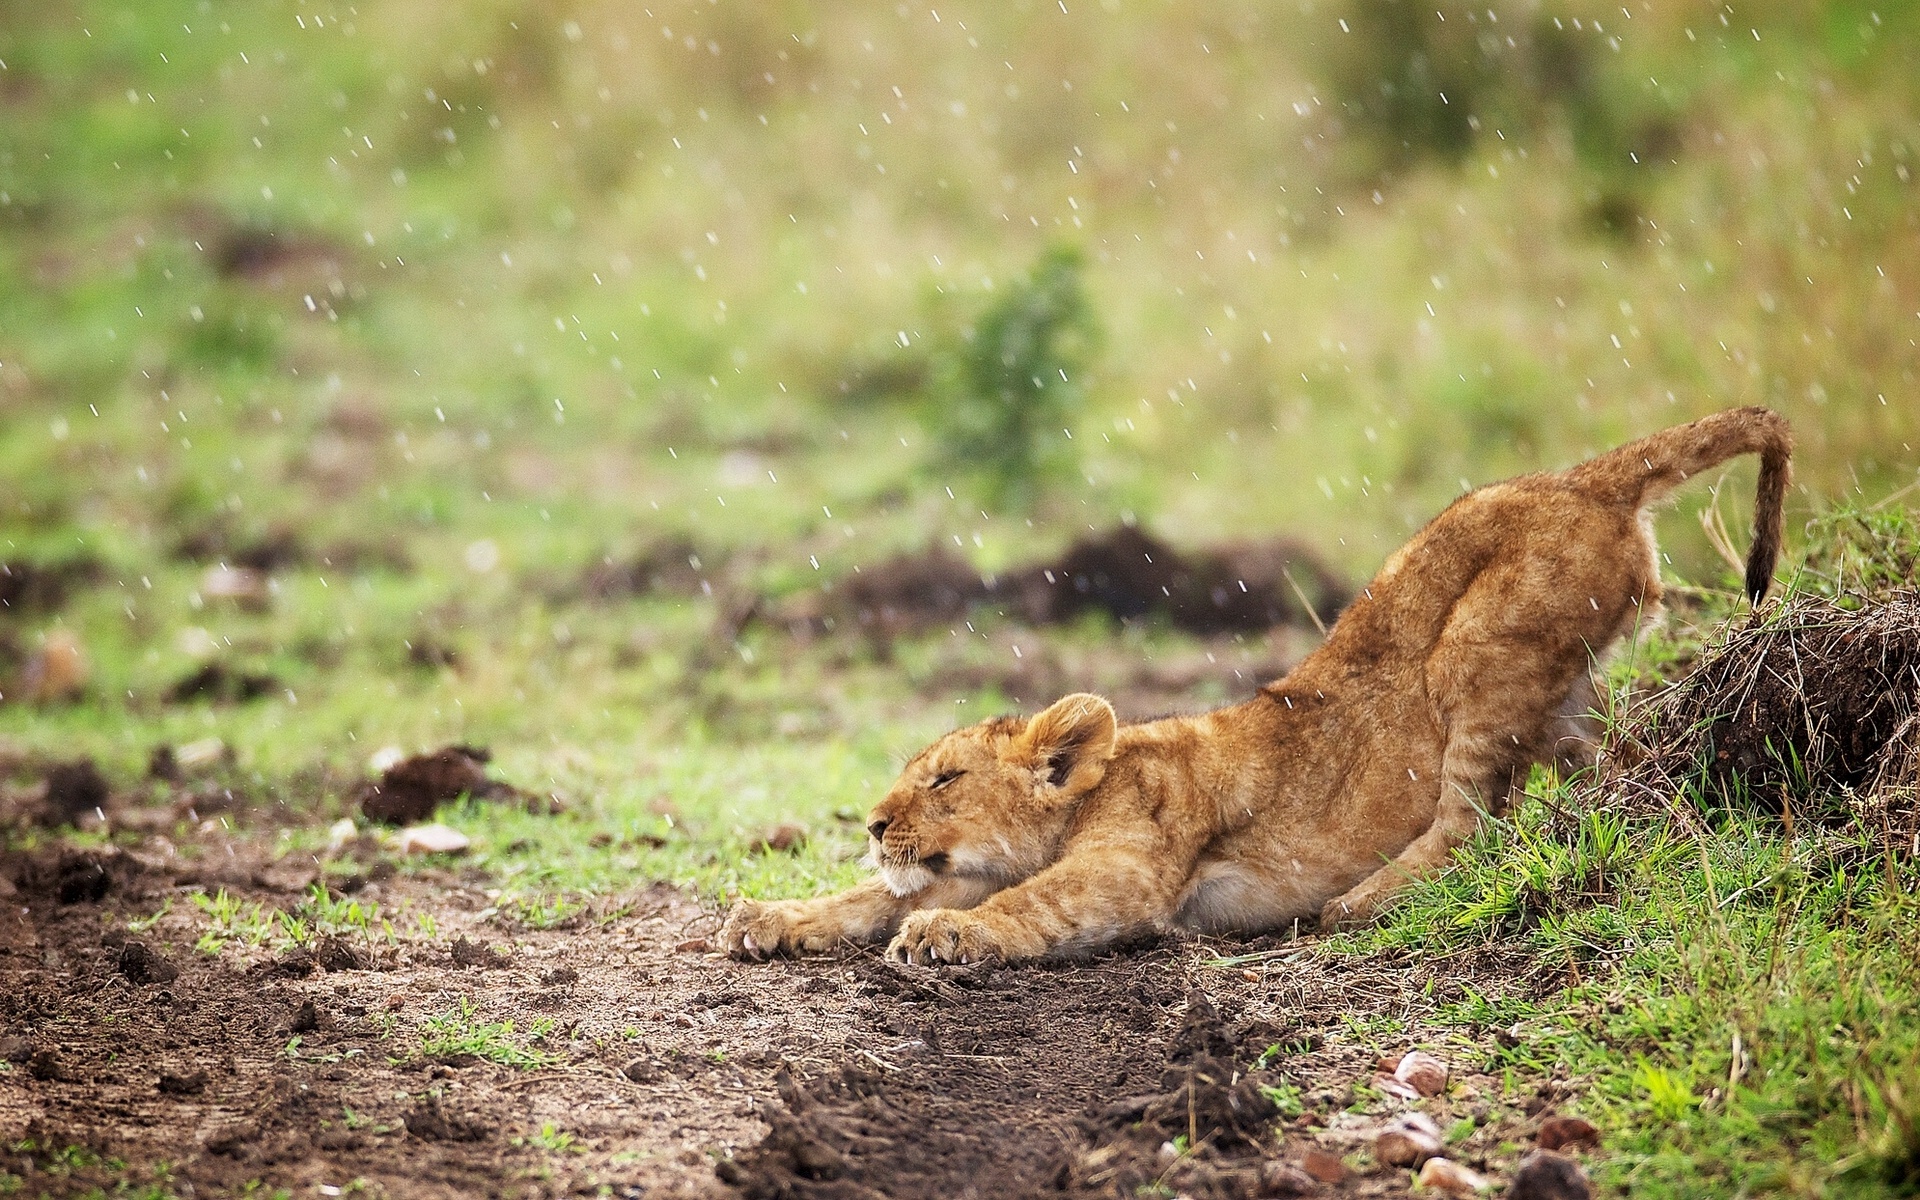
721, 407, 1793, 965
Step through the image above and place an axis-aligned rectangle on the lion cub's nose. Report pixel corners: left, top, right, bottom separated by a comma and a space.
866, 818, 890, 840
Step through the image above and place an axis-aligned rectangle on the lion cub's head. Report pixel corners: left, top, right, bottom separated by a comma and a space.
865, 693, 1118, 896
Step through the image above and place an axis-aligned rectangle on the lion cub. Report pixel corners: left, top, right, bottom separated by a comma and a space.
723, 407, 1791, 964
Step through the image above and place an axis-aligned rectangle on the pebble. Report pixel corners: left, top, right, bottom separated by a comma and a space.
1300, 1147, 1349, 1183
1507, 1150, 1593, 1200
392, 823, 470, 855
1259, 1159, 1317, 1195
200, 564, 271, 609
1537, 1114, 1601, 1151
1415, 1156, 1489, 1194
1395, 1049, 1450, 1096
1374, 1111, 1444, 1167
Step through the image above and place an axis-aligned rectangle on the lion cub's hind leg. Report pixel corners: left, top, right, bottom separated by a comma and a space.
1319, 572, 1581, 929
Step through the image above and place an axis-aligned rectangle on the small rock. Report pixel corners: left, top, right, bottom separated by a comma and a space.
1536, 1115, 1600, 1152
158, 1069, 209, 1095
1374, 1112, 1444, 1168
1415, 1156, 1489, 1194
118, 940, 181, 986
675, 937, 713, 953
1300, 1147, 1349, 1184
392, 822, 470, 855
0, 1036, 34, 1064
325, 816, 360, 854
175, 736, 230, 770
1507, 1151, 1593, 1200
541, 966, 579, 987
18, 629, 89, 703
751, 822, 808, 853
621, 1057, 660, 1083
1395, 1049, 1450, 1097
1259, 1159, 1317, 1195
200, 564, 270, 609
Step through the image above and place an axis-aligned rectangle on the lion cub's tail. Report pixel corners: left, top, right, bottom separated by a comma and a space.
1568, 406, 1792, 603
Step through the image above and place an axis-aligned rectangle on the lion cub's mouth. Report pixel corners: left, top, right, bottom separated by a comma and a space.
875, 850, 952, 897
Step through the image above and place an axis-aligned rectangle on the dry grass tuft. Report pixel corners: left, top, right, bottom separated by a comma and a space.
1605, 592, 1920, 850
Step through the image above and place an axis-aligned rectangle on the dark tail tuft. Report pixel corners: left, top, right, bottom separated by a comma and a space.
1744, 432, 1791, 603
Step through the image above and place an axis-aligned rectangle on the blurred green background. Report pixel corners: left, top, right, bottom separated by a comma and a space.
0, 0, 1916, 829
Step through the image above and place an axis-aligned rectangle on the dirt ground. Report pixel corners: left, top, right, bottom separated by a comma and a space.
0, 837, 1591, 1199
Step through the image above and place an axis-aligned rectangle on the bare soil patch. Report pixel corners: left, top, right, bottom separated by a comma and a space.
1, 837, 1588, 1199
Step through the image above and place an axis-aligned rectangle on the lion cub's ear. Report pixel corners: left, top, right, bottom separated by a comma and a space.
1011, 693, 1118, 798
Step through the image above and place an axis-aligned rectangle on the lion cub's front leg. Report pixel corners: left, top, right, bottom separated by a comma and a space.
723, 875, 993, 960
887, 846, 1178, 965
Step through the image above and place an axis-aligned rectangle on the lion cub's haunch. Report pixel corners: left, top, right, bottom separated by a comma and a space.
723, 408, 1792, 964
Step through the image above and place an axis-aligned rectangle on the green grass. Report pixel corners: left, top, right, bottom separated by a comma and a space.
3, 0, 1918, 907
416, 997, 558, 1069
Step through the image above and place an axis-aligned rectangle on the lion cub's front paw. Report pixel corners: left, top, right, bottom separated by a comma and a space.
720, 899, 841, 960
886, 909, 1007, 966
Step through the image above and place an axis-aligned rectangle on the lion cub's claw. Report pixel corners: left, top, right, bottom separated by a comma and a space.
887, 909, 1004, 966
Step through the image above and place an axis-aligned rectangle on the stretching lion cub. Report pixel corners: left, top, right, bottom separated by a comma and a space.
723, 408, 1791, 964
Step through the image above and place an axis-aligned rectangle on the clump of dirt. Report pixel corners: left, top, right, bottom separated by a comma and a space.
355, 745, 535, 825
174, 204, 354, 291
784, 545, 987, 640
5, 845, 150, 904
1053, 991, 1298, 1199
172, 522, 308, 572
167, 661, 282, 704
774, 526, 1346, 643
1608, 592, 1920, 836
0, 555, 103, 613
41, 758, 110, 826
578, 537, 731, 600
117, 940, 182, 986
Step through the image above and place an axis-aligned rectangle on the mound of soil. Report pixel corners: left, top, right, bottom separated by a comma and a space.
167, 661, 282, 705
1014, 525, 1348, 636
0, 556, 103, 613
773, 527, 1348, 642
580, 537, 729, 600
355, 745, 532, 825
41, 758, 110, 826
1612, 592, 1920, 830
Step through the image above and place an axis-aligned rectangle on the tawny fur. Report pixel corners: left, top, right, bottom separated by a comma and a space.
722, 408, 1793, 965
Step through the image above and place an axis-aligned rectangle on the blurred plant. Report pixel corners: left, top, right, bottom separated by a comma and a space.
930, 245, 1098, 510
1323, 0, 1509, 169
1321, 0, 1680, 209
